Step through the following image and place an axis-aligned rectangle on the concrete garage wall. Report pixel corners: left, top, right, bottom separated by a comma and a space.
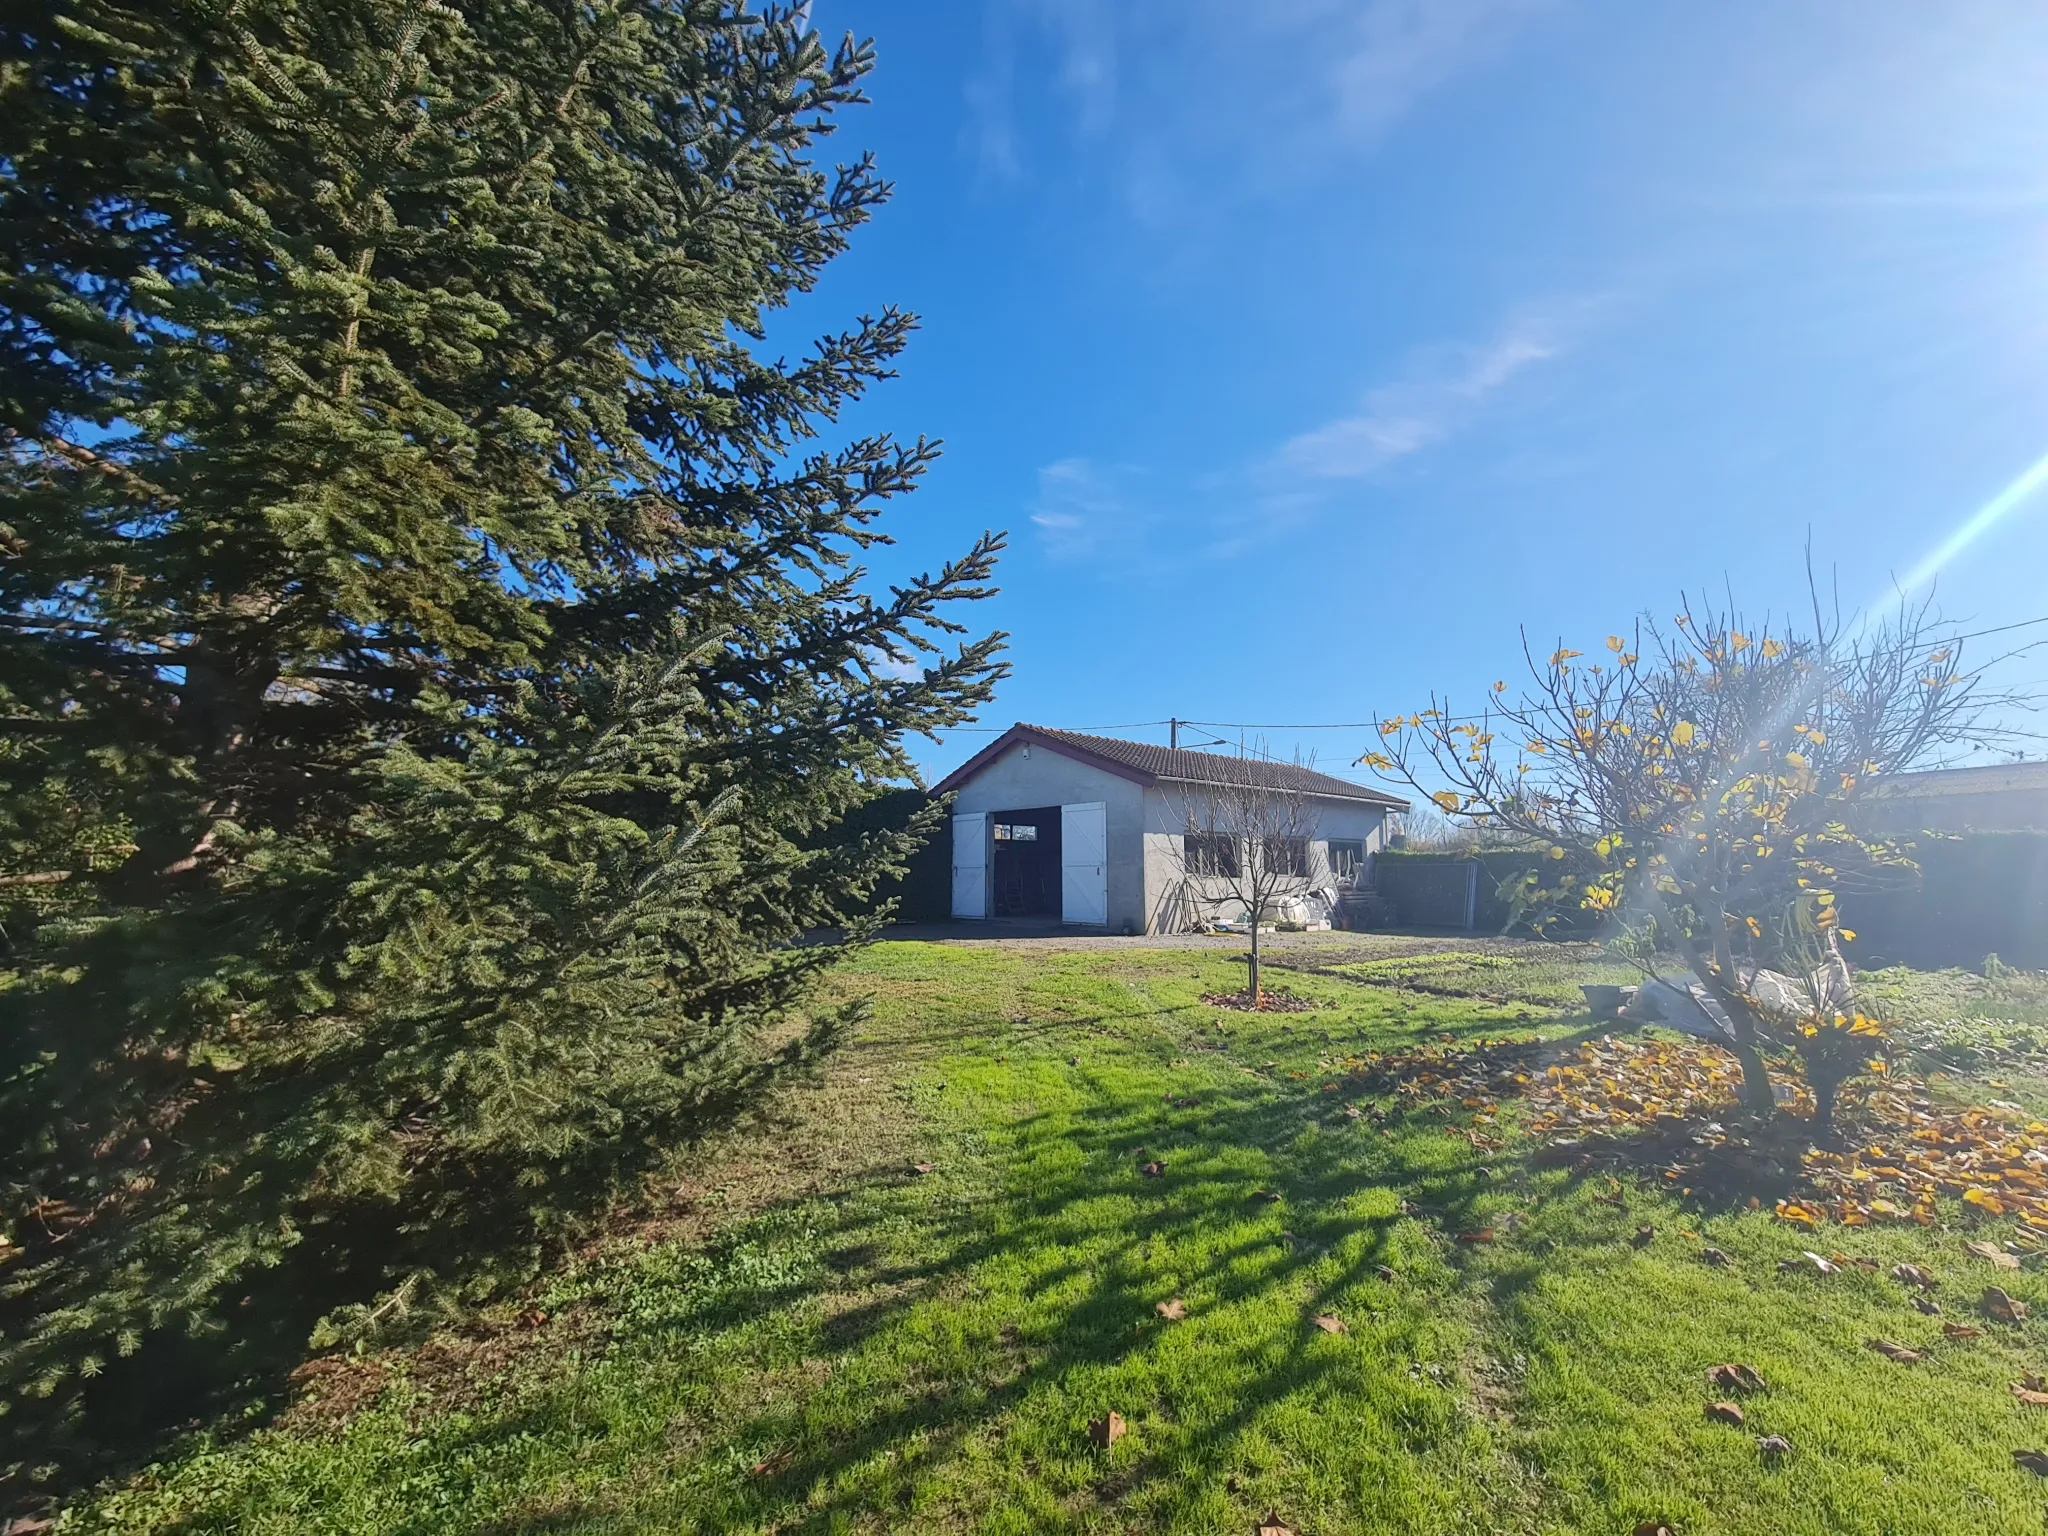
946, 743, 1146, 930
1139, 787, 1392, 932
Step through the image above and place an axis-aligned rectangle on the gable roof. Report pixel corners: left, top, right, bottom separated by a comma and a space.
1864, 761, 2048, 799
930, 724, 1411, 810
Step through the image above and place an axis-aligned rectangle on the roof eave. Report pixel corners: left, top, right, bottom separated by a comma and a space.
929, 724, 1157, 797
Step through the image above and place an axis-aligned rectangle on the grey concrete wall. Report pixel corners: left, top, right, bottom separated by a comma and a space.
1861, 789, 2048, 835
947, 744, 1146, 930
1139, 786, 1391, 932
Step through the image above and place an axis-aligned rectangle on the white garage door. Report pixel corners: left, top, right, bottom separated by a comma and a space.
951, 812, 988, 919
1061, 801, 1107, 926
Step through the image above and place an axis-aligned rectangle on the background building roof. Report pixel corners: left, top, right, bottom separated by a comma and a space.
1865, 761, 2048, 799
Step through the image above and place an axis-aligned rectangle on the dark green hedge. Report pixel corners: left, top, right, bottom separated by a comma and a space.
1374, 848, 1594, 933
828, 787, 953, 924
1376, 834, 2048, 965
1848, 830, 2048, 970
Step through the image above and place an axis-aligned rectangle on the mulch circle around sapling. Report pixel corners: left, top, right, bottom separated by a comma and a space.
1202, 989, 1317, 1013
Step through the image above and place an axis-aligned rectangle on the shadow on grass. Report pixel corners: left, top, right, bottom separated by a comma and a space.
87, 977, 1822, 1534
366, 1052, 1515, 1535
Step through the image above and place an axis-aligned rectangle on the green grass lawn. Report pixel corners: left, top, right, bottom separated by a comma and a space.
1314, 947, 1639, 1010
69, 943, 2048, 1535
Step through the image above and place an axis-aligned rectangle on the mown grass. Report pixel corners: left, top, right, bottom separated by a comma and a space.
1859, 962, 2048, 1029
69, 944, 2048, 1534
1316, 949, 1639, 1010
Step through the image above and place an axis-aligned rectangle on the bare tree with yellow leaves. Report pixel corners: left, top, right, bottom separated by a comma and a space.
1363, 583, 2016, 1135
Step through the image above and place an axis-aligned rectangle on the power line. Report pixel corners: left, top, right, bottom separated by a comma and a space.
939, 719, 1172, 734
932, 612, 2048, 743
1175, 612, 2048, 733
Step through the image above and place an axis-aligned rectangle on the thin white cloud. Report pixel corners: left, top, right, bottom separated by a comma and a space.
1330, 0, 1554, 144
961, 11, 1021, 182
1049, 0, 1116, 133
964, 0, 1118, 182
1029, 457, 1144, 560
867, 651, 926, 683
1032, 303, 1605, 568
1276, 309, 1585, 482
964, 0, 1553, 202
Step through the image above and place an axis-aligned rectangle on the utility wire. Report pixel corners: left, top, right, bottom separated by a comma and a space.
1176, 612, 2048, 733
933, 613, 2048, 742
939, 719, 1172, 734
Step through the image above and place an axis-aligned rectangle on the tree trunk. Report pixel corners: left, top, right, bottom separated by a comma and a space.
1692, 965, 1777, 1118
1812, 1073, 1841, 1144
1645, 884, 1778, 1119
1725, 1031, 1777, 1117
1249, 917, 1262, 1008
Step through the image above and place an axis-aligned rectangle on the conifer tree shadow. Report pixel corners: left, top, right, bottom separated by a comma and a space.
428, 1065, 1508, 1534
49, 985, 1570, 1531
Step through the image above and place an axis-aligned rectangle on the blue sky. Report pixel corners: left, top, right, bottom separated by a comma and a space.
793, 1, 2048, 785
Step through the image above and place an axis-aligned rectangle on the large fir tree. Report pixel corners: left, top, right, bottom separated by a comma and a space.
0, 0, 1003, 1473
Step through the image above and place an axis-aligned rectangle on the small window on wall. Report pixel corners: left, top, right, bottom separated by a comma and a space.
1183, 832, 1239, 877
1263, 835, 1310, 877
1329, 839, 1366, 878
993, 823, 1038, 841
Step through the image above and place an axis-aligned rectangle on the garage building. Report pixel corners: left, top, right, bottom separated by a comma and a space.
929, 724, 1408, 933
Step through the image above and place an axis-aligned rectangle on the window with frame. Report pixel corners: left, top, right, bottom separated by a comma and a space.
1262, 835, 1310, 877
993, 823, 1038, 841
1183, 832, 1239, 877
1328, 839, 1366, 878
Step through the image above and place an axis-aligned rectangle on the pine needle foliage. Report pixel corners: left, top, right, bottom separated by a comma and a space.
0, 0, 1004, 1475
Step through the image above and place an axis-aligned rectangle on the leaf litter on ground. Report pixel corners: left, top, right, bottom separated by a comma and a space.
1965, 1240, 2022, 1270
1087, 1411, 1126, 1449
1705, 1363, 1766, 1395
1778, 1251, 1839, 1277
1341, 1032, 2048, 1231
1983, 1286, 2029, 1323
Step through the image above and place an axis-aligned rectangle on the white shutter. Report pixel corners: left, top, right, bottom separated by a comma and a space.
950, 812, 988, 919
1061, 801, 1108, 925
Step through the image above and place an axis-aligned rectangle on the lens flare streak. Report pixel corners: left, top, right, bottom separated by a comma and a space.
1896, 445, 2048, 597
